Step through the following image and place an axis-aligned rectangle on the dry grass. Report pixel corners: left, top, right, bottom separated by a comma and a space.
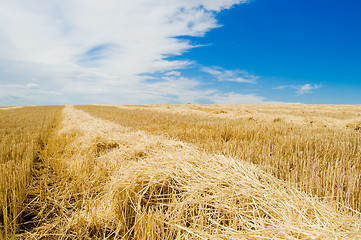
0, 106, 63, 238
105, 104, 361, 129
78, 104, 361, 212
2, 104, 361, 239
18, 105, 359, 239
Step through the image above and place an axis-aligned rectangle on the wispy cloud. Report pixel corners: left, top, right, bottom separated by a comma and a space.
26, 83, 40, 89
0, 81, 62, 106
164, 71, 181, 76
296, 84, 322, 95
0, 0, 253, 105
274, 84, 322, 95
143, 74, 279, 104
201, 66, 259, 83
5, 83, 40, 90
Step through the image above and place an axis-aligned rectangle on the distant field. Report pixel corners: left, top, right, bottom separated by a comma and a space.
0, 106, 25, 110
1, 104, 360, 239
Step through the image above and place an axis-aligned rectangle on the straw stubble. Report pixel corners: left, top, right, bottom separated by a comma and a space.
1, 104, 361, 239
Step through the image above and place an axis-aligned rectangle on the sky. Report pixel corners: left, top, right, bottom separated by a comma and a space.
0, 0, 360, 106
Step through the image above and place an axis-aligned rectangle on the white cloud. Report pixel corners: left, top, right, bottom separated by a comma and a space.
273, 85, 287, 90
0, 0, 266, 105
26, 83, 40, 89
4, 83, 40, 90
143, 75, 278, 104
0, 80, 62, 106
164, 71, 182, 76
209, 93, 275, 104
202, 66, 259, 83
274, 84, 322, 95
296, 84, 322, 95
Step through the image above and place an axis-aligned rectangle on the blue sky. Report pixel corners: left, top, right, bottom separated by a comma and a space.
0, 0, 360, 105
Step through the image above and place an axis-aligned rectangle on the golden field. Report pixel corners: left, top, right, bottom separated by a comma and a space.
1, 104, 360, 239
0, 106, 63, 238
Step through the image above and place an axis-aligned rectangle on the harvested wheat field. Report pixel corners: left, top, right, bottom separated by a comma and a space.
1, 104, 361, 239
